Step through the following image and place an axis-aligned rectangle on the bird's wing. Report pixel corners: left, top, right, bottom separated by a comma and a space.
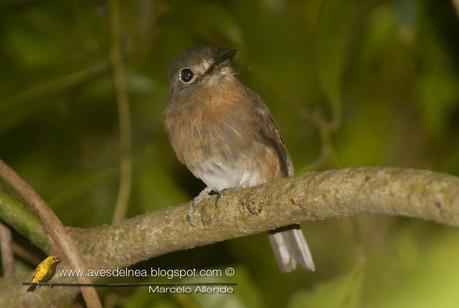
43, 263, 57, 282
248, 89, 294, 177
31, 268, 38, 281
31, 262, 45, 282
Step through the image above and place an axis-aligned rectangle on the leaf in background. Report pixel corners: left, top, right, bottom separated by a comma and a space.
136, 146, 188, 212
191, 3, 242, 45
314, 0, 358, 118
162, 1, 242, 46
336, 101, 395, 166
415, 42, 459, 138
123, 289, 176, 308
183, 266, 262, 308
288, 267, 364, 308
0, 62, 108, 133
363, 225, 459, 308
413, 1, 459, 139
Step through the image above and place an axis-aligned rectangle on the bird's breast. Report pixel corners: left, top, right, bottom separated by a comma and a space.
164, 83, 283, 190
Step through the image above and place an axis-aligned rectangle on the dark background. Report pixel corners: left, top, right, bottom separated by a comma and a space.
1, 0, 458, 307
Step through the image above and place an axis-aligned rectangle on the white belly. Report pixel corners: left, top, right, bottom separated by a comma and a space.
195, 159, 264, 191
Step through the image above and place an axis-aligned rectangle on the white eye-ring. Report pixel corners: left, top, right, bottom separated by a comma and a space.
179, 67, 195, 84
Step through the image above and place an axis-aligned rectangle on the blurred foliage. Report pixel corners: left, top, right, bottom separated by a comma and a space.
0, 0, 458, 307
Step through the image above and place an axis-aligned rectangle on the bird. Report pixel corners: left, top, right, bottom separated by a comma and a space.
27, 255, 61, 292
163, 46, 315, 272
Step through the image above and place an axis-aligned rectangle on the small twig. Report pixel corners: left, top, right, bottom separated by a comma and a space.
0, 62, 108, 133
12, 242, 41, 266
109, 0, 133, 223
0, 189, 47, 250
0, 160, 102, 308
316, 116, 341, 167
300, 111, 341, 172
0, 222, 14, 278
452, 0, 459, 18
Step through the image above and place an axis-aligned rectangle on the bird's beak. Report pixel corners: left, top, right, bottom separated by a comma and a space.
214, 49, 237, 66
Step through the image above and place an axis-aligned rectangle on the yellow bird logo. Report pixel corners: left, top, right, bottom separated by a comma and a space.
27, 255, 61, 292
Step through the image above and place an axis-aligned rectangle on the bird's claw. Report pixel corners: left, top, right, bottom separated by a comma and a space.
215, 191, 223, 208
186, 201, 196, 226
215, 188, 236, 208
187, 186, 212, 226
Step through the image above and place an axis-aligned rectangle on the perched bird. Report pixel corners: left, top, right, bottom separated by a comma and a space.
163, 46, 315, 272
27, 255, 61, 292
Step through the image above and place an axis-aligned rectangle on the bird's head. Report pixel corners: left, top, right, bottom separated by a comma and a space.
168, 46, 237, 97
47, 256, 61, 264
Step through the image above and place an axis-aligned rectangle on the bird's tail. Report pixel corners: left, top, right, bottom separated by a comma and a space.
27, 283, 37, 292
268, 224, 315, 272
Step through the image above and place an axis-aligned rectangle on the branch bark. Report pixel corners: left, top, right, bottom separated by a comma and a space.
0, 161, 102, 308
0, 222, 14, 278
0, 167, 458, 306
71, 167, 459, 268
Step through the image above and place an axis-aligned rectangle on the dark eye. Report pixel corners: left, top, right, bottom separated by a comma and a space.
179, 68, 194, 83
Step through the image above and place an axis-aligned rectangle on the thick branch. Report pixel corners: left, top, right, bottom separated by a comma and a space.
72, 167, 459, 269
1, 167, 458, 306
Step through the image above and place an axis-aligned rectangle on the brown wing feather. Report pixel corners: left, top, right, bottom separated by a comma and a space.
245, 87, 294, 177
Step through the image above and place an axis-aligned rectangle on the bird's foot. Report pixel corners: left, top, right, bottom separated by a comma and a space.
215, 187, 238, 208
187, 186, 213, 225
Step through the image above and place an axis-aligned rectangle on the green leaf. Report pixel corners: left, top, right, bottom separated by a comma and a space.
289, 268, 364, 308
314, 0, 358, 111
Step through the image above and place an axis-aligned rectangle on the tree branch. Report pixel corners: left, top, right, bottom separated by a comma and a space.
0, 167, 458, 306
0, 190, 47, 250
0, 222, 14, 278
71, 167, 459, 268
109, 0, 133, 223
0, 161, 102, 308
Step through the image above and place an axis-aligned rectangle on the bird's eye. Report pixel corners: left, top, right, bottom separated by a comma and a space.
179, 68, 195, 83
